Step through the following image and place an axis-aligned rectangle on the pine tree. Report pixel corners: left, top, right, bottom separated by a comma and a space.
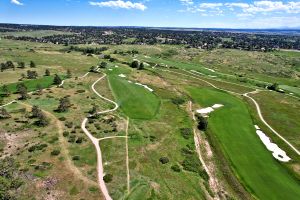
16, 83, 29, 100
53, 74, 62, 85
67, 69, 72, 78
0, 108, 11, 119
45, 69, 50, 76
30, 61, 36, 68
57, 96, 71, 112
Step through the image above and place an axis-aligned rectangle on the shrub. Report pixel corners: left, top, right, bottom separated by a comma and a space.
72, 155, 80, 161
199, 169, 209, 181
76, 137, 84, 144
103, 174, 113, 183
171, 164, 181, 172
182, 153, 202, 174
51, 149, 61, 156
171, 97, 185, 105
63, 131, 70, 137
59, 117, 66, 121
159, 157, 169, 164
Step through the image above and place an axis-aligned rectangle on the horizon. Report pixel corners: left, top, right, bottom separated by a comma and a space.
1, 0, 300, 29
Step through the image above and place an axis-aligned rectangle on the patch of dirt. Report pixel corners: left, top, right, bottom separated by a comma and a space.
133, 72, 170, 89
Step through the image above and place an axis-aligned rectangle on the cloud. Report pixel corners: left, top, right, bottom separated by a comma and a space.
89, 0, 147, 11
180, 0, 194, 6
199, 3, 223, 9
11, 0, 23, 5
244, 1, 300, 14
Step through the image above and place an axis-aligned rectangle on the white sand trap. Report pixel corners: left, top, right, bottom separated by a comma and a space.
204, 67, 216, 72
118, 74, 126, 78
196, 104, 224, 114
212, 104, 223, 109
115, 65, 119, 68
128, 80, 132, 83
191, 70, 204, 75
108, 69, 113, 71
135, 82, 154, 92
255, 126, 291, 162
144, 56, 151, 58
209, 75, 217, 78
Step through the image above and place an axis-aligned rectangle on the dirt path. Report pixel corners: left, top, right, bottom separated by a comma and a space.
244, 91, 300, 156
99, 136, 127, 141
81, 74, 119, 200
0, 100, 16, 108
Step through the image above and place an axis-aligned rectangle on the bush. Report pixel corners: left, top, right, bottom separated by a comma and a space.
76, 137, 84, 144
180, 128, 192, 139
63, 131, 70, 137
72, 155, 80, 161
103, 174, 113, 183
171, 164, 181, 172
159, 157, 169, 164
51, 149, 61, 156
171, 97, 185, 105
59, 117, 66, 121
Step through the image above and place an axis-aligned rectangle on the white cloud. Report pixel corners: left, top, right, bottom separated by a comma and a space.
225, 3, 250, 9
89, 0, 147, 11
244, 1, 300, 14
199, 3, 223, 9
11, 0, 23, 5
180, 0, 194, 6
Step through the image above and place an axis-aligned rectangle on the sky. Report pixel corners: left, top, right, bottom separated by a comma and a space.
0, 0, 300, 28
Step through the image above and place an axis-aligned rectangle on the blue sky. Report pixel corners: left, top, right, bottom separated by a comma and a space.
0, 0, 300, 28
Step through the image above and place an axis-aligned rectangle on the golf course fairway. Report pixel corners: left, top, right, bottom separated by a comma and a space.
107, 74, 160, 120
188, 87, 300, 200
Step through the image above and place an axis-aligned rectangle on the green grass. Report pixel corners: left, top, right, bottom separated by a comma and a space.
188, 87, 300, 200
107, 71, 160, 120
0, 75, 65, 94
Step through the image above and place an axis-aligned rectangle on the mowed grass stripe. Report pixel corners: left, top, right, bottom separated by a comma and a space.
107, 75, 160, 120
188, 87, 300, 200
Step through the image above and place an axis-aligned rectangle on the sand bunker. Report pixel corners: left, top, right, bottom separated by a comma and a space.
118, 74, 126, 78
135, 82, 154, 92
255, 126, 291, 162
196, 104, 224, 115
191, 70, 204, 75
204, 67, 216, 72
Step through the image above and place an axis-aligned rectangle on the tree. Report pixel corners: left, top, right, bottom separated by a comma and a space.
45, 69, 51, 76
2, 84, 10, 97
27, 70, 38, 79
57, 96, 71, 112
268, 83, 279, 91
0, 108, 11, 119
66, 69, 72, 78
31, 105, 42, 118
89, 104, 98, 115
90, 66, 98, 72
130, 60, 139, 68
31, 105, 48, 126
17, 61, 25, 69
30, 61, 36, 68
138, 62, 145, 70
196, 114, 208, 131
103, 174, 113, 183
16, 83, 29, 100
159, 157, 169, 164
53, 74, 62, 85
36, 112, 49, 126
99, 62, 107, 69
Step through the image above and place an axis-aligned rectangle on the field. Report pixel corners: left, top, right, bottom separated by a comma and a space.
1, 37, 300, 200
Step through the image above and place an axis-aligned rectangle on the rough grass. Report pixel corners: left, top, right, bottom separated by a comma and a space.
188, 87, 300, 200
